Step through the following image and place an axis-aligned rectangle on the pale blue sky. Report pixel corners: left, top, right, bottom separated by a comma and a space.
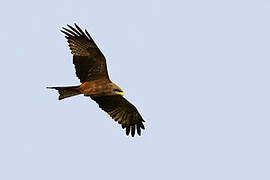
0, 0, 269, 179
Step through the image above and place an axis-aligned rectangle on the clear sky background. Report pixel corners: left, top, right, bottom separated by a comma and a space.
0, 0, 269, 179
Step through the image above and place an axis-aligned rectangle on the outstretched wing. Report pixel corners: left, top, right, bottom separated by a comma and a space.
61, 24, 109, 82
90, 95, 145, 137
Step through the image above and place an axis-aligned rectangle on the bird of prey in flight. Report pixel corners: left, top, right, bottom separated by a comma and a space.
47, 24, 145, 137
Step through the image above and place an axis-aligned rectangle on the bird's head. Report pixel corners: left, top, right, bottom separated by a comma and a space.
111, 82, 124, 96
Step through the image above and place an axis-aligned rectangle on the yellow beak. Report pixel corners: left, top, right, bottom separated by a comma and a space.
118, 92, 124, 96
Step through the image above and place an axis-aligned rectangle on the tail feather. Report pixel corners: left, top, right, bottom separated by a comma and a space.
47, 85, 81, 100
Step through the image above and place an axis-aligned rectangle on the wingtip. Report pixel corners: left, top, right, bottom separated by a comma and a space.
126, 126, 130, 136
124, 124, 144, 137
60, 29, 69, 36
137, 125, 141, 136
141, 124, 145, 130
74, 23, 79, 28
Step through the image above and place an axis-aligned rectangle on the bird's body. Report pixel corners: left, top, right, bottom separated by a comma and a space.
48, 24, 145, 137
78, 80, 123, 97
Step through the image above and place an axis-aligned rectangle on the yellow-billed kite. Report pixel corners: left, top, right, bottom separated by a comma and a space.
47, 24, 145, 137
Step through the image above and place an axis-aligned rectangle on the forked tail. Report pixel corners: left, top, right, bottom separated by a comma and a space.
47, 85, 81, 100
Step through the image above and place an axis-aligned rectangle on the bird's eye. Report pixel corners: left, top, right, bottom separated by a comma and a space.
114, 89, 122, 92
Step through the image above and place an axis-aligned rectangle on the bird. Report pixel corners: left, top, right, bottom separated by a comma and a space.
47, 24, 145, 137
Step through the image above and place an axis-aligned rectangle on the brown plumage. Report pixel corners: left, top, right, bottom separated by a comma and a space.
47, 24, 145, 137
